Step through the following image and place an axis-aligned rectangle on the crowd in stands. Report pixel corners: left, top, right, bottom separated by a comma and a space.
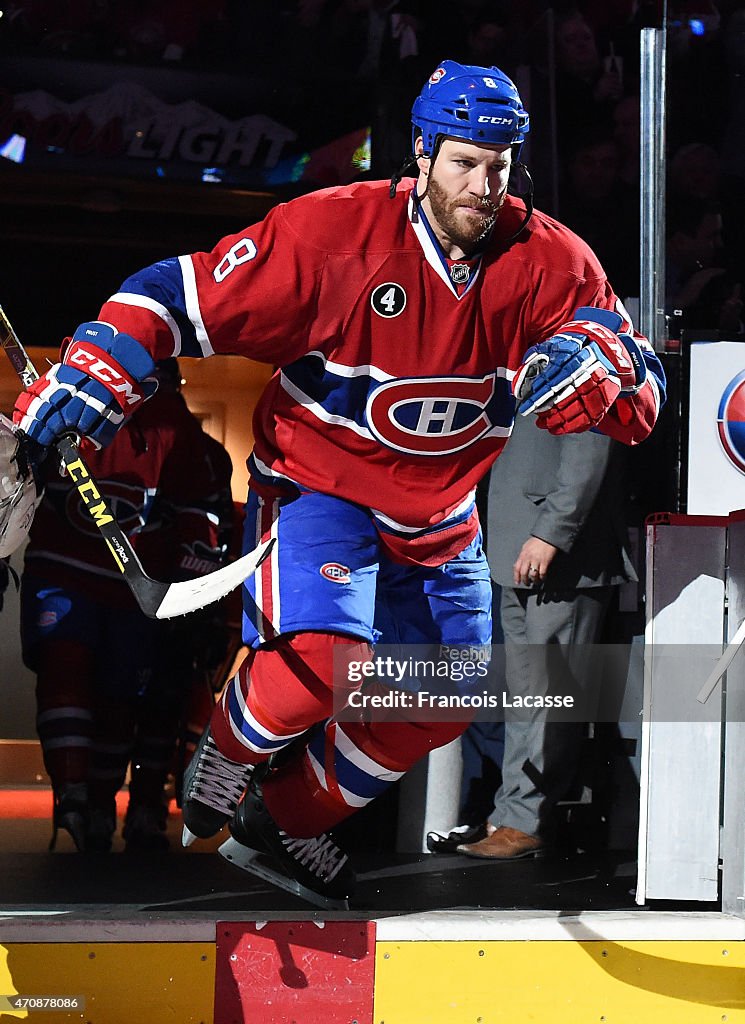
2, 1, 743, 331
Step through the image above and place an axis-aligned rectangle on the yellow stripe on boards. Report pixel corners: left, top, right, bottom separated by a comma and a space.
1, 943, 214, 1024
0, 945, 26, 1019
374, 940, 745, 1024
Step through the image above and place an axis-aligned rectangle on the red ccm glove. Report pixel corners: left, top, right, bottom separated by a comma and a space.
512, 306, 647, 433
14, 321, 158, 450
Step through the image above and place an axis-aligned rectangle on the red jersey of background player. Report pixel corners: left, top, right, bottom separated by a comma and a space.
24, 391, 222, 607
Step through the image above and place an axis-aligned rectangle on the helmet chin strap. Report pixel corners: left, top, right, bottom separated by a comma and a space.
500, 162, 534, 245
389, 134, 445, 199
389, 155, 418, 198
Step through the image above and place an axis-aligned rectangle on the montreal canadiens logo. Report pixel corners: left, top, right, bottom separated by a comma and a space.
429, 67, 446, 84
320, 562, 351, 584
65, 480, 146, 537
366, 375, 496, 455
717, 369, 745, 474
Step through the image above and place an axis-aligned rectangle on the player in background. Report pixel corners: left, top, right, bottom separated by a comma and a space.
19, 359, 223, 852
157, 425, 242, 825
13, 60, 665, 902
87, 361, 237, 852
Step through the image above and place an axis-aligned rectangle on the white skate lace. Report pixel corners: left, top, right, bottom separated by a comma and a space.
188, 734, 252, 815
280, 832, 348, 883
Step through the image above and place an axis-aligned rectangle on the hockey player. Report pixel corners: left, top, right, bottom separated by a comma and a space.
97, 362, 236, 852
13, 60, 665, 903
19, 361, 223, 852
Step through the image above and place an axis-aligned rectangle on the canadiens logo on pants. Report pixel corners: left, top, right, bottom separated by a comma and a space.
320, 562, 352, 584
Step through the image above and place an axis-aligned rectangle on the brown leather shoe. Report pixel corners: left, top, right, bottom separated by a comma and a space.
457, 825, 544, 860
426, 822, 489, 854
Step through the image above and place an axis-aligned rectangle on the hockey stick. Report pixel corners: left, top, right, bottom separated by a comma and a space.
697, 616, 745, 704
0, 304, 273, 619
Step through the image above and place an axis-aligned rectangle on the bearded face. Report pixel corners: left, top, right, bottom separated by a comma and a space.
425, 173, 503, 250
417, 138, 512, 256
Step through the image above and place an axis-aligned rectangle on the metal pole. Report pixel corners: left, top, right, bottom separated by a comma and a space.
546, 8, 560, 219
639, 28, 667, 351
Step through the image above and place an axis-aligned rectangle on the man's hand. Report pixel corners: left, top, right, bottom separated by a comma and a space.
512, 307, 647, 434
513, 537, 558, 587
13, 322, 158, 449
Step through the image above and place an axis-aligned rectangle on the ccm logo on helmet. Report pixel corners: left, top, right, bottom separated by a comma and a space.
320, 562, 352, 584
477, 115, 513, 125
366, 375, 497, 455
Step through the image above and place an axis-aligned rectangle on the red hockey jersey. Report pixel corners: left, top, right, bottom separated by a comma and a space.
97, 180, 663, 564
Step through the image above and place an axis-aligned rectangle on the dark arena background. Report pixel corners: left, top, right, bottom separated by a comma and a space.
1, 2, 745, 1021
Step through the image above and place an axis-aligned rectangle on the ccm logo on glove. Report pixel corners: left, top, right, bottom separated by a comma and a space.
511, 306, 647, 435
65, 341, 146, 408
13, 321, 157, 450
568, 319, 636, 389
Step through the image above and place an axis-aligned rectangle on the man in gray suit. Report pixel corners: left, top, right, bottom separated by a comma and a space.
458, 412, 636, 859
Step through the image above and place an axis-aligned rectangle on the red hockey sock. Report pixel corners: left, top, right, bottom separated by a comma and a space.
262, 708, 469, 837
210, 632, 371, 765
89, 696, 136, 810
34, 639, 95, 790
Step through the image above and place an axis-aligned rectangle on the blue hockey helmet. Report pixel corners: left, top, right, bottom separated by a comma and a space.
411, 60, 529, 158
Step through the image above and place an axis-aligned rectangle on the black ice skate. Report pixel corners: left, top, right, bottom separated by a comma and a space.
124, 802, 170, 852
219, 776, 355, 910
85, 801, 117, 854
181, 723, 253, 846
50, 782, 89, 852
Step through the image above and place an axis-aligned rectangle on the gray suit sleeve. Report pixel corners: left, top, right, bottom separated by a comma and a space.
530, 431, 614, 553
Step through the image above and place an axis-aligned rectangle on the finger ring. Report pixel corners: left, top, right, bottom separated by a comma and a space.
528, 566, 538, 575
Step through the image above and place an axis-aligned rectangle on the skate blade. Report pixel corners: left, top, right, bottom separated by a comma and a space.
218, 836, 351, 911
182, 825, 198, 847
